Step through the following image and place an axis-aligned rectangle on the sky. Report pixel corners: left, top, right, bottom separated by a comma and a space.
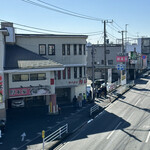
0, 0, 150, 44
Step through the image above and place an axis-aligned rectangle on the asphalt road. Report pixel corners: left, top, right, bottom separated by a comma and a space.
58, 77, 150, 150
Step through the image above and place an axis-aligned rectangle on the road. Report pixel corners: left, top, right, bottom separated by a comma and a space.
58, 77, 150, 150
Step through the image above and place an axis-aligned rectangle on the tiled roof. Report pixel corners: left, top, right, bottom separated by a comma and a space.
4, 44, 63, 70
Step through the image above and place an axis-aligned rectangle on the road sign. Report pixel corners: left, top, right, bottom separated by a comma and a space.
142, 55, 147, 59
116, 64, 125, 70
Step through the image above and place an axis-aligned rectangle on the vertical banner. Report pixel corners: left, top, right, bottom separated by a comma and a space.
0, 74, 3, 103
108, 69, 112, 83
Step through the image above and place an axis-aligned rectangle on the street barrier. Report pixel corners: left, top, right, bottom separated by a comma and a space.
42, 124, 68, 149
90, 104, 99, 116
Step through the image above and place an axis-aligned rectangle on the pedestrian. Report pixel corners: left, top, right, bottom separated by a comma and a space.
78, 93, 82, 108
58, 107, 61, 115
73, 95, 77, 108
83, 93, 86, 105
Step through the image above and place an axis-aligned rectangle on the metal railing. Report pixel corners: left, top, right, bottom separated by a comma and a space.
43, 124, 68, 149
90, 104, 99, 116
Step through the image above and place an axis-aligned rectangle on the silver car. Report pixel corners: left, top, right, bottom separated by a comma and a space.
11, 99, 25, 108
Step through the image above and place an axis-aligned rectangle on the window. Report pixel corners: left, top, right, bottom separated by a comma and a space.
21, 74, 29, 81
106, 49, 110, 54
74, 44, 77, 55
39, 44, 46, 55
38, 73, 46, 80
79, 67, 82, 78
108, 60, 113, 65
84, 44, 86, 55
58, 71, 61, 80
30, 74, 38, 81
62, 44, 65, 55
67, 44, 70, 55
30, 73, 46, 81
48, 44, 55, 55
101, 60, 104, 65
67, 67, 71, 79
63, 68, 66, 79
12, 74, 29, 82
74, 67, 77, 79
12, 74, 21, 82
79, 44, 82, 55
84, 67, 86, 77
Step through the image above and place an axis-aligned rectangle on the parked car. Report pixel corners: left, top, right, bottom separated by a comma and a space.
11, 99, 25, 108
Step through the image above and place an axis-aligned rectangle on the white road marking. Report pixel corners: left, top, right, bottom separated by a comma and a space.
135, 98, 141, 106
107, 122, 122, 139
127, 112, 134, 121
87, 119, 93, 124
145, 131, 150, 143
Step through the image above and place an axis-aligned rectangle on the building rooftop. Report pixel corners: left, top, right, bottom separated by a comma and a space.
15, 34, 88, 38
4, 44, 63, 70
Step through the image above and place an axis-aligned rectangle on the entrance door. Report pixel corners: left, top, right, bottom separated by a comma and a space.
56, 88, 71, 104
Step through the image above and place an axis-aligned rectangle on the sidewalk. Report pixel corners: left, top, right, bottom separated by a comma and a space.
27, 83, 134, 150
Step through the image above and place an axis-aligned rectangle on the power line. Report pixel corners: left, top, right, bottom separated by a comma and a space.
21, 0, 102, 21
37, 0, 103, 21
0, 19, 103, 35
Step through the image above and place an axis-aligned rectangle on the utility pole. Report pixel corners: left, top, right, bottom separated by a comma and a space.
119, 30, 127, 85
91, 45, 95, 101
103, 20, 113, 98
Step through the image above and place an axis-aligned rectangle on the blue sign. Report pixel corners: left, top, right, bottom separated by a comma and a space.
117, 64, 124, 70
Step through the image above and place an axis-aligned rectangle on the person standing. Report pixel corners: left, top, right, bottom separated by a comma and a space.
73, 95, 77, 108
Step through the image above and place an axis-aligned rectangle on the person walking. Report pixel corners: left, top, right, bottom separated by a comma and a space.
73, 95, 77, 108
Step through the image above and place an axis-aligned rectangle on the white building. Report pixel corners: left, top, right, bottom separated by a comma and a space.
0, 22, 88, 120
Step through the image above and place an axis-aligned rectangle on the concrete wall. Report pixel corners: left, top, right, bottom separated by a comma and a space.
16, 36, 87, 65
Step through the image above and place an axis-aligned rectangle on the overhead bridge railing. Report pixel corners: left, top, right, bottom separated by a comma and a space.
43, 124, 68, 149
90, 104, 99, 116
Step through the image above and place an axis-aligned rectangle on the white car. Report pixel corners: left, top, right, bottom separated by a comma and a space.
11, 99, 25, 108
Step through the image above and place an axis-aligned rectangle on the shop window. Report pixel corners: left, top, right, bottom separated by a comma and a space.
48, 44, 55, 55
39, 44, 46, 55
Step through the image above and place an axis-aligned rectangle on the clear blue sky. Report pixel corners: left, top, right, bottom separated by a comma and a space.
0, 0, 150, 44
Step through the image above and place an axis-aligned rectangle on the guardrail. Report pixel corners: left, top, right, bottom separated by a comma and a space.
43, 124, 68, 149
90, 104, 99, 116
